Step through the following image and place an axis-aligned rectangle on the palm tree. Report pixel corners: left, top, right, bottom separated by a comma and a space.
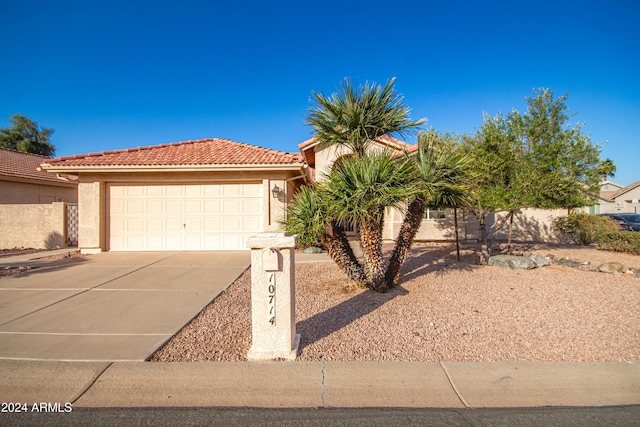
302, 77, 424, 290
597, 158, 617, 182
281, 185, 367, 284
384, 130, 473, 288
323, 150, 415, 290
307, 77, 424, 157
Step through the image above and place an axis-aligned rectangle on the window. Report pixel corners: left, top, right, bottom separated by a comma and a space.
424, 208, 449, 220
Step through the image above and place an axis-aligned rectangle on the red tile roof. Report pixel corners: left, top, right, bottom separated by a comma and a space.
44, 138, 304, 167
0, 148, 75, 184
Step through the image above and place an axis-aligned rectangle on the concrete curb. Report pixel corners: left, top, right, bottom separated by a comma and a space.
1, 360, 638, 409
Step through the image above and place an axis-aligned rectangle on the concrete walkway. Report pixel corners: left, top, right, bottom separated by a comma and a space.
0, 251, 249, 361
0, 359, 638, 408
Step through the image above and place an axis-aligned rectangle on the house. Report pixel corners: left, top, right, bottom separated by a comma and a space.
0, 148, 77, 204
40, 138, 307, 253
0, 148, 78, 249
594, 180, 640, 214
298, 135, 482, 241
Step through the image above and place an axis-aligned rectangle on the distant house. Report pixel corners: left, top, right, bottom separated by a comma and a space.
594, 180, 640, 214
0, 148, 78, 249
0, 148, 77, 204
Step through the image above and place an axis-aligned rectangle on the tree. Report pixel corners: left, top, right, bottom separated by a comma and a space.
384, 129, 473, 287
282, 185, 367, 284
597, 158, 617, 182
518, 89, 601, 210
0, 114, 56, 156
461, 89, 602, 263
285, 78, 424, 291
322, 150, 415, 290
307, 77, 424, 157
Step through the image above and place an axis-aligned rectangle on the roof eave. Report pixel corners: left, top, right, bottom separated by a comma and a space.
40, 163, 306, 174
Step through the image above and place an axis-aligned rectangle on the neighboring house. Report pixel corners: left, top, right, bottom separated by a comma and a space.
0, 148, 77, 204
0, 148, 78, 249
40, 138, 307, 253
593, 180, 640, 214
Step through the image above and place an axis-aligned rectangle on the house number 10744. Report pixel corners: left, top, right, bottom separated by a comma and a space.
267, 273, 276, 326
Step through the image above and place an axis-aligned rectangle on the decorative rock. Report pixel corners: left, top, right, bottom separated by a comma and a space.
529, 254, 551, 267
488, 255, 537, 270
303, 246, 323, 254
598, 262, 624, 274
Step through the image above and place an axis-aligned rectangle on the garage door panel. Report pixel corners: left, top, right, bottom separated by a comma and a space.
147, 199, 164, 213
242, 199, 260, 212
109, 183, 262, 251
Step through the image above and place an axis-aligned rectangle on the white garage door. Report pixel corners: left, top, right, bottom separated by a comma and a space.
108, 183, 263, 251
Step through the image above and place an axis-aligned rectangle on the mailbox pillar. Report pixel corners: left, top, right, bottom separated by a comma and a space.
246, 233, 300, 361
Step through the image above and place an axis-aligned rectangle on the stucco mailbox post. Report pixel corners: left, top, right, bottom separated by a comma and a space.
246, 232, 300, 361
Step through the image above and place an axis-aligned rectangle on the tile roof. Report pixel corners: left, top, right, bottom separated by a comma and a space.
44, 138, 304, 168
0, 148, 75, 184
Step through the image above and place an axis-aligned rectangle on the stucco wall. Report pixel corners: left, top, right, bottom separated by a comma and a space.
491, 208, 567, 243
0, 202, 67, 249
611, 186, 640, 213
382, 207, 481, 242
0, 180, 77, 204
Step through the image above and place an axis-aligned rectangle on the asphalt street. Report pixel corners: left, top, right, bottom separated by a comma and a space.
2, 406, 640, 427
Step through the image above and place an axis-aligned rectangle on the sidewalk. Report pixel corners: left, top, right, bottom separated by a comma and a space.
1, 359, 639, 408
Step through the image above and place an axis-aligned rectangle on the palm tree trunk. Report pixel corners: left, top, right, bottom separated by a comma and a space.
384, 196, 427, 289
359, 216, 385, 291
321, 222, 367, 284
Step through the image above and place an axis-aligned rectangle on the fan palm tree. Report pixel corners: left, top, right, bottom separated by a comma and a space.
323, 150, 415, 290
597, 158, 617, 182
307, 77, 425, 157
281, 185, 367, 284
384, 131, 473, 288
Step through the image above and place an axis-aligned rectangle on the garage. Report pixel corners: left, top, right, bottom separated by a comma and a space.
108, 183, 263, 251
39, 138, 306, 253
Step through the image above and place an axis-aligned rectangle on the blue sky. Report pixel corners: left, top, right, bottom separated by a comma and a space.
2, 0, 638, 185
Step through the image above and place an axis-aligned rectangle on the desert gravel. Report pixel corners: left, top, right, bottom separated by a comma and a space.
151, 243, 640, 363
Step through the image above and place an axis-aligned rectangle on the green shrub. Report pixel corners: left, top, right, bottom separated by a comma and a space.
596, 231, 640, 255
554, 212, 621, 245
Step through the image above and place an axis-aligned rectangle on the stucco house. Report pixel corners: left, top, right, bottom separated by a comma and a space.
0, 148, 78, 249
40, 138, 308, 253
298, 135, 482, 242
594, 180, 640, 214
0, 148, 77, 204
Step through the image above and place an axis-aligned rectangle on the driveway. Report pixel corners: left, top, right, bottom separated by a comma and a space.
0, 252, 250, 361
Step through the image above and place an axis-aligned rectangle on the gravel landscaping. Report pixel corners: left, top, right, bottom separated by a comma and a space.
151, 242, 640, 363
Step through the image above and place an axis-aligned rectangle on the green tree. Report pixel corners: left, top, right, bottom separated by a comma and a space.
0, 114, 56, 156
460, 111, 523, 263
518, 89, 601, 210
462, 89, 602, 263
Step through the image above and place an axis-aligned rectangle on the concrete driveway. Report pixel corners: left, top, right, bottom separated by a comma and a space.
0, 251, 250, 361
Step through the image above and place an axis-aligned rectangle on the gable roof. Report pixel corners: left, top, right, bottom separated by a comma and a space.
609, 180, 640, 200
41, 138, 305, 172
298, 134, 416, 165
0, 148, 77, 185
